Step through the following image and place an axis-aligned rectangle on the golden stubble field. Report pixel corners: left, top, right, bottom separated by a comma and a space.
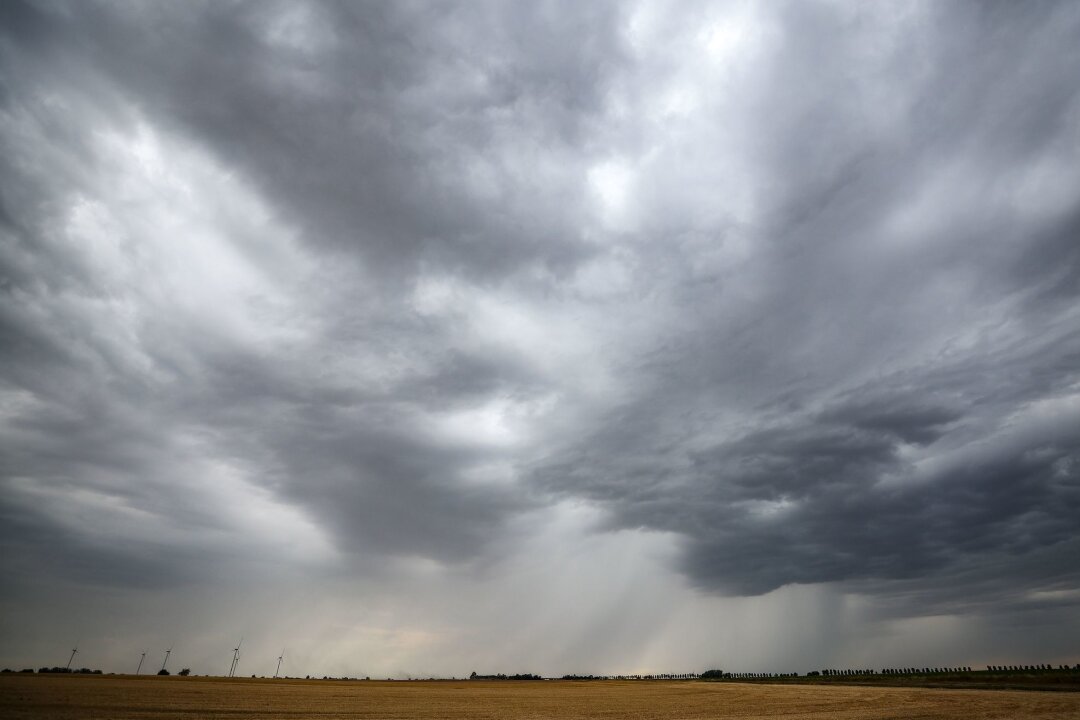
2, 674, 1080, 720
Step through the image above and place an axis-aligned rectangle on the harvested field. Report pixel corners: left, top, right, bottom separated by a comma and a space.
2, 675, 1080, 720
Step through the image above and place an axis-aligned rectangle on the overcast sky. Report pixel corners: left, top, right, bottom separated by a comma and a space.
2, 0, 1079, 679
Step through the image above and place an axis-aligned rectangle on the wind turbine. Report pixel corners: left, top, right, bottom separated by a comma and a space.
136, 651, 146, 675
228, 638, 242, 678
66, 644, 78, 670
274, 648, 285, 679
161, 647, 172, 673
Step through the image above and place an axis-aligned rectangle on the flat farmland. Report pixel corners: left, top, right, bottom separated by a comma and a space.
3, 675, 1080, 720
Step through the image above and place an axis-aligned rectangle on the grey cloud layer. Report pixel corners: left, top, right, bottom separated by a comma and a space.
534, 2, 1080, 604
2, 0, 1079, 630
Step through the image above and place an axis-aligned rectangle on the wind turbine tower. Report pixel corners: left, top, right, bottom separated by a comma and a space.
228, 638, 242, 678
274, 648, 285, 679
161, 647, 172, 673
136, 651, 146, 675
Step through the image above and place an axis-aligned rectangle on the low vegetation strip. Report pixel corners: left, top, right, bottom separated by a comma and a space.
3, 674, 1080, 720
699, 668, 1080, 692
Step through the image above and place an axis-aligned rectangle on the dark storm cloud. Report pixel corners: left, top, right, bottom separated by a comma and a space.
537, 341, 1080, 600
31, 0, 626, 281
1, 0, 618, 586
1, 0, 1079, 642
528, 0, 1080, 609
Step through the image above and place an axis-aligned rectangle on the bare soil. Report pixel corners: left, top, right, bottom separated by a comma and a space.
2, 674, 1080, 719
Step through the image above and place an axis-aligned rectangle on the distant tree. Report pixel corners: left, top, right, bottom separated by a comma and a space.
157, 669, 170, 676
178, 669, 191, 676
700, 669, 725, 679
468, 671, 542, 680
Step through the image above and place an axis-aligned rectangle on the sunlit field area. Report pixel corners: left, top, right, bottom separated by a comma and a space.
3, 675, 1080, 720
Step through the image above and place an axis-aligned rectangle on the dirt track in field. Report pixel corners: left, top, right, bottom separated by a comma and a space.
3, 674, 1080, 719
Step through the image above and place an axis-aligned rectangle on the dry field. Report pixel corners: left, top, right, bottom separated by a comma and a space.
2, 674, 1080, 720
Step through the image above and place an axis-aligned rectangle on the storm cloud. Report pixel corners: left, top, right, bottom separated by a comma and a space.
1, 0, 1079, 676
